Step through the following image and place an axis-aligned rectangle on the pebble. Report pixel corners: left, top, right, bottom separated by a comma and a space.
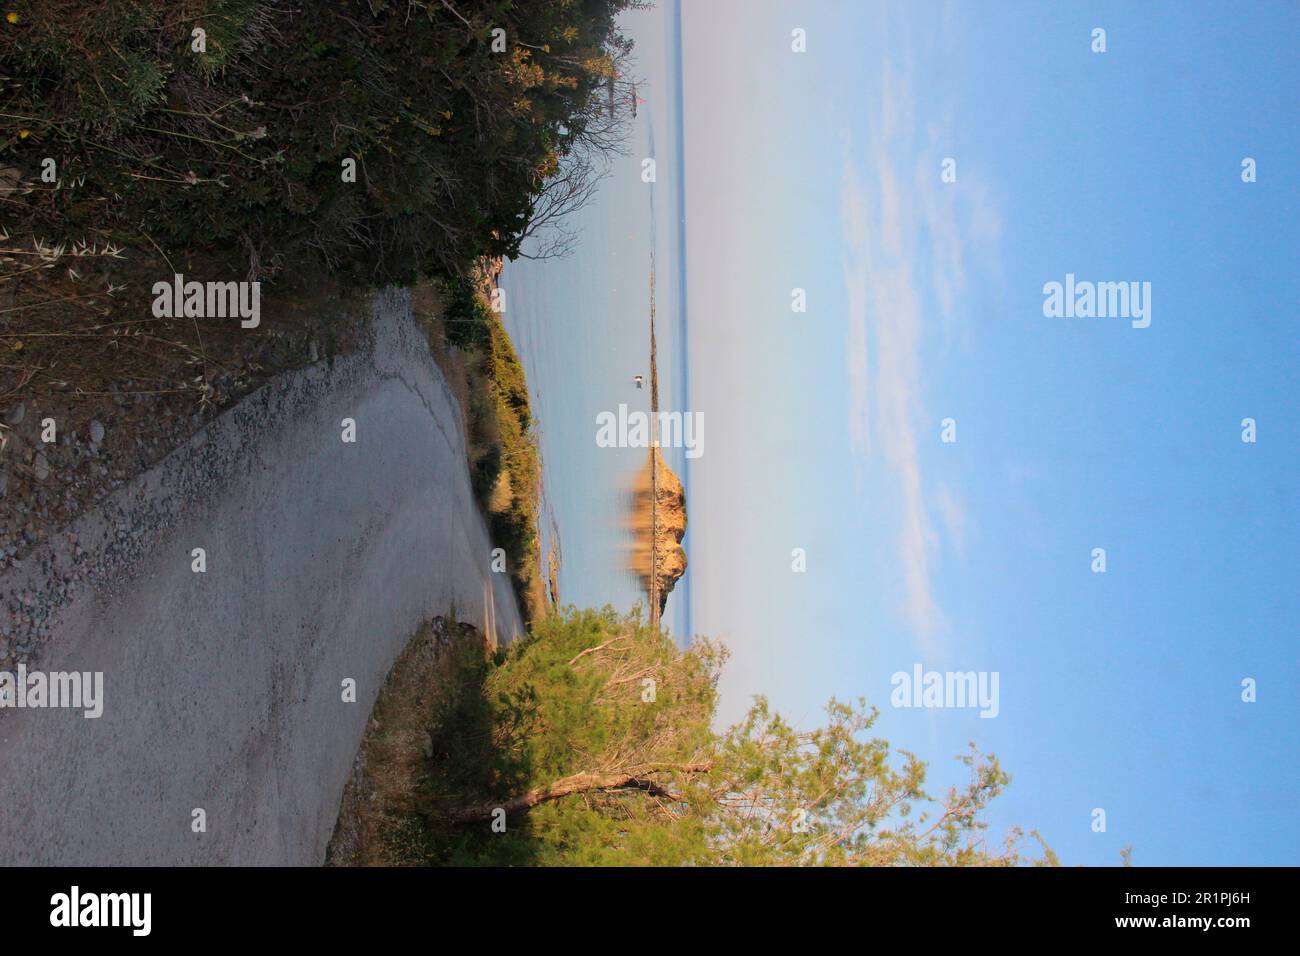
5, 402, 24, 426
90, 420, 105, 444
32, 453, 49, 482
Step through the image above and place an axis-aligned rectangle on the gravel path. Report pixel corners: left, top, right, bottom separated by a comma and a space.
0, 289, 522, 864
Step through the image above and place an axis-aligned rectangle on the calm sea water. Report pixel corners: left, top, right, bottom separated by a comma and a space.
499, 2, 692, 642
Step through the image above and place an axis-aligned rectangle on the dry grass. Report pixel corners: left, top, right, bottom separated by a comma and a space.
0, 229, 359, 409
412, 281, 472, 447
0, 216, 366, 560
325, 618, 487, 867
411, 275, 549, 624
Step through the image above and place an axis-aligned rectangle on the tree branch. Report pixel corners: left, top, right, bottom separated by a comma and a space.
446, 762, 712, 822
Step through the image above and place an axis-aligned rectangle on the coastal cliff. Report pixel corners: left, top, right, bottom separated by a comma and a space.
630, 447, 688, 616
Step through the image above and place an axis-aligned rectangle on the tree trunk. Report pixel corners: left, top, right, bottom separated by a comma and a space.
446, 762, 712, 823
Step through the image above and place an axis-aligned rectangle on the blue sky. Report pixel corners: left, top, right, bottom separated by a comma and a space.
675, 0, 1299, 865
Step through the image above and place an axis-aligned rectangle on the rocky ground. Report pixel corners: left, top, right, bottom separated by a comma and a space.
0, 298, 364, 669
0, 388, 201, 665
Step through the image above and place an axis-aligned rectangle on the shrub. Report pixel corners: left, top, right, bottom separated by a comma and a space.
0, 0, 638, 284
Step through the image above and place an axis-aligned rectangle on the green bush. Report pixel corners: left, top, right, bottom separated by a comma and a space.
410, 608, 1053, 866
443, 277, 492, 350
1, 0, 637, 283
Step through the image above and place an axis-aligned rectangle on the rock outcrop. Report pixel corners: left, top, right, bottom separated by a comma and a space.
630, 447, 687, 616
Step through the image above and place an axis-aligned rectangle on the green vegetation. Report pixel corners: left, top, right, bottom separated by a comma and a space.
2, 1, 616, 606
436, 274, 543, 619
0, 0, 636, 407
1, 0, 640, 282
337, 607, 1057, 867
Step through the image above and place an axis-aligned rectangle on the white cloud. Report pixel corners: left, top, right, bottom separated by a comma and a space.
934, 483, 969, 558
841, 59, 996, 646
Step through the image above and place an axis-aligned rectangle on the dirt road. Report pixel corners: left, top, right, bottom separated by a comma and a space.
0, 289, 521, 864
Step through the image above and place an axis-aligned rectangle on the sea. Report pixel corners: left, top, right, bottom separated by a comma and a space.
498, 0, 693, 643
